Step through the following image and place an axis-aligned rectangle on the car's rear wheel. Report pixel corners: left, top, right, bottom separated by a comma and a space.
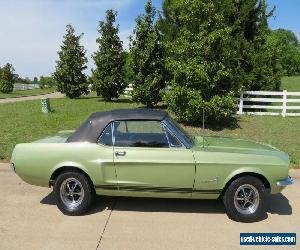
54, 171, 93, 215
223, 176, 266, 222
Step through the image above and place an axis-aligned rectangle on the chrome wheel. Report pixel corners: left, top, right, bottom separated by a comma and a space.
59, 177, 85, 210
234, 184, 259, 215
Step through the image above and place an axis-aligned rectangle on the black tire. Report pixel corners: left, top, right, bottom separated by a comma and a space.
54, 171, 94, 216
223, 176, 266, 222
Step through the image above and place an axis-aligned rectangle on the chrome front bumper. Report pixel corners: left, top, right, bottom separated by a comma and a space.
276, 176, 294, 187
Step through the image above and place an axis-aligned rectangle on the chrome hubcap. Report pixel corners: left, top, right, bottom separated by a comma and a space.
60, 178, 84, 210
234, 184, 259, 215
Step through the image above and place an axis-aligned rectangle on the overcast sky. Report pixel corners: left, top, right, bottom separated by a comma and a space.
0, 0, 299, 79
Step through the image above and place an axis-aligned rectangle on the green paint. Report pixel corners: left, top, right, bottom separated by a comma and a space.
11, 131, 290, 199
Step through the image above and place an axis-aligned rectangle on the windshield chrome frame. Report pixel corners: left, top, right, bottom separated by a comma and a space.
162, 117, 193, 149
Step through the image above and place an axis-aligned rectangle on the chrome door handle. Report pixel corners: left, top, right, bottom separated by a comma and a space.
115, 151, 126, 156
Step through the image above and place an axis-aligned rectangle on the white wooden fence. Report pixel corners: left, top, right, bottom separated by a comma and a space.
237, 90, 300, 117
124, 84, 172, 97
124, 84, 133, 97
124, 85, 300, 117
13, 83, 40, 91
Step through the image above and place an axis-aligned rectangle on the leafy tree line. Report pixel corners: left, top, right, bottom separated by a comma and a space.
53, 1, 166, 103
38, 76, 56, 88
52, 0, 299, 124
267, 29, 300, 76
14, 76, 32, 84
14, 75, 56, 88
0, 63, 56, 94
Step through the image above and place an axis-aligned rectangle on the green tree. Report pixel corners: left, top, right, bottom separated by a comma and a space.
39, 76, 56, 89
0, 63, 15, 93
92, 10, 125, 101
268, 29, 300, 76
53, 24, 88, 98
129, 0, 166, 107
161, 0, 280, 124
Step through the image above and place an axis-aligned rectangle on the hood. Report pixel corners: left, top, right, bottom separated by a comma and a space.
193, 136, 288, 159
32, 130, 75, 143
199, 136, 279, 151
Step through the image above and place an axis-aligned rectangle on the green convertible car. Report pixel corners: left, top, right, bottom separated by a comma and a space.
11, 109, 293, 222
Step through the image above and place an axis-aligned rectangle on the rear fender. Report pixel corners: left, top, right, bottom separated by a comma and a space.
50, 161, 95, 184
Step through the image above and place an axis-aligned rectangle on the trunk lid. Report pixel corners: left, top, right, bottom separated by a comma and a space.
33, 130, 75, 143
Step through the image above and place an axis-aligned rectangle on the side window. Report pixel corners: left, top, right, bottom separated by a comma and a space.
98, 123, 113, 146
165, 129, 183, 147
114, 120, 169, 148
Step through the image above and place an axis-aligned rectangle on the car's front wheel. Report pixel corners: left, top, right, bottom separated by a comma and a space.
223, 176, 266, 222
54, 171, 93, 215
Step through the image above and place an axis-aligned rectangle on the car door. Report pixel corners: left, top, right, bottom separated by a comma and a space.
93, 123, 118, 195
113, 120, 195, 198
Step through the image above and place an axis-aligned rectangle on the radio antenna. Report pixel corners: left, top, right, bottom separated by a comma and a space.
202, 108, 205, 149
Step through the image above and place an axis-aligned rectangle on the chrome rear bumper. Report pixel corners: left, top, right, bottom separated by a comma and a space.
276, 176, 294, 187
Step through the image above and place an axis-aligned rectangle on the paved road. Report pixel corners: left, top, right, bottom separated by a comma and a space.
0, 92, 64, 104
0, 163, 298, 250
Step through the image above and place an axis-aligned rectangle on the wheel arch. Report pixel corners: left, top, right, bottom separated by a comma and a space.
219, 172, 271, 199
49, 166, 94, 191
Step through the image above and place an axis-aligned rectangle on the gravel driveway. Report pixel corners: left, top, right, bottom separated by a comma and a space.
0, 163, 298, 250
0, 92, 64, 104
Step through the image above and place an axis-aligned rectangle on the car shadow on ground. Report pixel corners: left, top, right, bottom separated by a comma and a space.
266, 193, 292, 215
40, 192, 292, 218
40, 192, 115, 215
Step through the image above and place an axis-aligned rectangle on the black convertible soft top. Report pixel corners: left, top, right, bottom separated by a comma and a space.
67, 109, 168, 143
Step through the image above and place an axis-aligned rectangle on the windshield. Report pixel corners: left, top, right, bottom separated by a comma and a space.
165, 117, 194, 147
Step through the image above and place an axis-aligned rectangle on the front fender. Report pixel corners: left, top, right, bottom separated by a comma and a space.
223, 167, 268, 186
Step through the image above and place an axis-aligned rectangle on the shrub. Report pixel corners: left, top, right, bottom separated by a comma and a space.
163, 86, 236, 125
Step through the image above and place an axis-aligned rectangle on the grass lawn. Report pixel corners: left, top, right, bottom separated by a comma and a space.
0, 88, 55, 99
0, 96, 299, 168
185, 116, 299, 168
281, 76, 300, 91
0, 96, 138, 161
